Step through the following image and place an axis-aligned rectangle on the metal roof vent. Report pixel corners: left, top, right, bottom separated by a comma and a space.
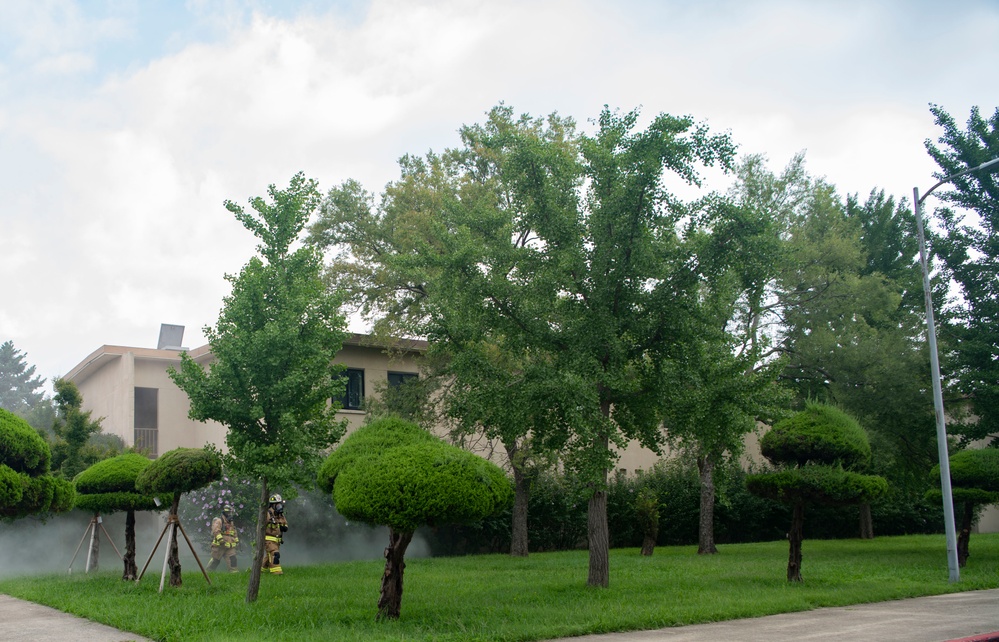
157, 324, 187, 351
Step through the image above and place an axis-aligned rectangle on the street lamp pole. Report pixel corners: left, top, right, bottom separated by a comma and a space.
912, 156, 999, 584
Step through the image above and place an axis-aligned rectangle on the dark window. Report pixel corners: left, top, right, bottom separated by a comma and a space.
338, 368, 364, 410
134, 387, 158, 457
387, 372, 418, 388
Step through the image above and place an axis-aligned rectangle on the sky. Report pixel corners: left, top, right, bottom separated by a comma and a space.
1, 0, 998, 394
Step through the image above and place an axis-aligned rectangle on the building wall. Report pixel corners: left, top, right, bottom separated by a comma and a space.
75, 351, 133, 445
331, 341, 421, 435
132, 355, 229, 455
66, 336, 425, 457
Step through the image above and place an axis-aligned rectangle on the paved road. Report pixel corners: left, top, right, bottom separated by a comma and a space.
2, 588, 998, 641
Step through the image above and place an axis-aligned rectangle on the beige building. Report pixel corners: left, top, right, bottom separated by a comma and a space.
64, 325, 426, 457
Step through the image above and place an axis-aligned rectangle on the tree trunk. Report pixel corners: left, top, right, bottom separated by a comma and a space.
787, 501, 804, 582
378, 528, 413, 620
88, 513, 100, 572
586, 418, 610, 588
697, 454, 718, 555
587, 485, 610, 587
168, 495, 182, 587
246, 477, 269, 603
858, 503, 874, 540
640, 530, 656, 557
507, 441, 531, 558
957, 501, 974, 568
122, 509, 137, 581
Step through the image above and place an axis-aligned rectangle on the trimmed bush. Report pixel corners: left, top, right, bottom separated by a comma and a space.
320, 417, 512, 619
760, 402, 871, 469
746, 466, 889, 506
928, 448, 999, 566
0, 407, 50, 476
133, 447, 221, 588
50, 476, 75, 513
324, 435, 512, 533
747, 402, 887, 581
0, 464, 23, 508
135, 448, 222, 496
317, 416, 435, 491
75, 452, 165, 579
0, 409, 74, 519
949, 448, 999, 491
74, 453, 161, 514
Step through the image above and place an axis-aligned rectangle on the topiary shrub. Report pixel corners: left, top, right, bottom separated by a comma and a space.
135, 447, 222, 587
75, 452, 166, 579
0, 408, 74, 519
928, 448, 999, 567
135, 448, 222, 498
0, 406, 51, 476
759, 403, 872, 469
318, 417, 512, 620
746, 402, 887, 582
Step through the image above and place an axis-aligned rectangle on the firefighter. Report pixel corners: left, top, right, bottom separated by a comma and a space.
206, 503, 240, 573
263, 493, 288, 574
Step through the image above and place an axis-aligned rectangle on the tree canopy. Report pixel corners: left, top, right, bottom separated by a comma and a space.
135, 447, 222, 498
0, 340, 45, 414
925, 104, 999, 443
318, 417, 511, 533
731, 154, 939, 514
308, 104, 737, 587
50, 378, 106, 479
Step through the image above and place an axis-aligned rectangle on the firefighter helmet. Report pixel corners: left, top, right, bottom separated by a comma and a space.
222, 503, 235, 517
269, 493, 283, 504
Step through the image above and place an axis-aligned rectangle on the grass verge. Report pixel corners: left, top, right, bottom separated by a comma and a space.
1, 534, 997, 642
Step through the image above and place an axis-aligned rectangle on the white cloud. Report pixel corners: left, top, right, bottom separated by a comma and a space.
30, 51, 95, 74
1, 0, 998, 388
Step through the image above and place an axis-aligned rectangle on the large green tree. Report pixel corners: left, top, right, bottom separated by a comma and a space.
925, 104, 999, 443
171, 173, 348, 603
50, 378, 105, 480
0, 341, 45, 413
308, 114, 580, 561
0, 340, 54, 434
843, 190, 941, 494
310, 105, 736, 587
660, 197, 790, 555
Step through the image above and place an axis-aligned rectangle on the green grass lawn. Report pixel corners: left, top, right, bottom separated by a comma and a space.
1, 534, 998, 642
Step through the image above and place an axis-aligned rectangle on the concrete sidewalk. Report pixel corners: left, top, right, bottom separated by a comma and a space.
545, 588, 999, 642
0, 594, 154, 642
1, 588, 997, 642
